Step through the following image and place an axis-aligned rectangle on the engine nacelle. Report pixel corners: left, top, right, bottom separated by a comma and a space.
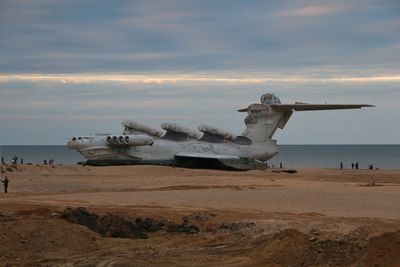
123, 134, 154, 146
106, 135, 154, 147
112, 135, 119, 145
106, 135, 113, 145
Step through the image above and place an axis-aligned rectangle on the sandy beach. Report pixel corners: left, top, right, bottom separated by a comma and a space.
1, 164, 400, 266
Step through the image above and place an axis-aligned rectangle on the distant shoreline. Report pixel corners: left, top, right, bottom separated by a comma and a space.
1, 144, 400, 168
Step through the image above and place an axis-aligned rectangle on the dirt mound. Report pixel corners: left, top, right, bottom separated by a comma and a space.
16, 207, 54, 217
310, 238, 366, 266
62, 207, 148, 239
252, 229, 311, 266
0, 212, 12, 222
0, 217, 99, 265
133, 217, 166, 232
218, 222, 256, 235
2, 208, 400, 266
366, 230, 400, 267
61, 207, 200, 238
182, 211, 218, 232
252, 229, 366, 266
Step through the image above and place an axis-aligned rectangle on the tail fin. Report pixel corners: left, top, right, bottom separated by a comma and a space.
239, 93, 373, 143
239, 94, 291, 142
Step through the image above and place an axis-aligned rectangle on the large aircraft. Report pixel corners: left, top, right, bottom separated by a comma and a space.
67, 93, 373, 170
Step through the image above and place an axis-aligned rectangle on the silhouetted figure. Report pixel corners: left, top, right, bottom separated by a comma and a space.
49, 159, 54, 165
12, 155, 18, 165
1, 176, 9, 193
1, 157, 4, 164
351, 163, 354, 170
20, 158, 23, 164
355, 162, 359, 170
340, 162, 343, 170
44, 159, 47, 165
280, 162, 283, 169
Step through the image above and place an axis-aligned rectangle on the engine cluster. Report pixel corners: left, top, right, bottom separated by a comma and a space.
106, 135, 154, 147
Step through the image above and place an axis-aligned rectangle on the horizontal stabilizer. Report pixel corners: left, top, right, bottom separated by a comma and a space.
270, 104, 374, 112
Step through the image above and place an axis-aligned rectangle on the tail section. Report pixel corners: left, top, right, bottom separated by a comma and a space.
239, 94, 291, 142
239, 93, 373, 143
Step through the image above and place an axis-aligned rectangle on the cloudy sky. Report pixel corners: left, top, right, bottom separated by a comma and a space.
0, 0, 399, 145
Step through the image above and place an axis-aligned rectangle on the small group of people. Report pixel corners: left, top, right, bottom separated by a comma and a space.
340, 162, 374, 170
2, 156, 56, 166
1, 156, 23, 165
44, 158, 54, 165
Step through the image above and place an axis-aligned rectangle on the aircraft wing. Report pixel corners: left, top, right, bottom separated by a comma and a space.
175, 152, 240, 160
270, 104, 374, 112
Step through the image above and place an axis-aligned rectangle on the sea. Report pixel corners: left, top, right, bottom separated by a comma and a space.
0, 145, 399, 169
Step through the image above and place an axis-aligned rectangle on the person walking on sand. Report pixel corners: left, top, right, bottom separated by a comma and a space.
351, 163, 354, 170
355, 162, 359, 170
340, 162, 343, 170
1, 176, 9, 193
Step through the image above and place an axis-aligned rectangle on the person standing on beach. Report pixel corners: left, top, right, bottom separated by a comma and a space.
20, 158, 23, 164
351, 163, 354, 170
355, 162, 359, 169
1, 176, 9, 193
1, 157, 4, 164
340, 162, 343, 170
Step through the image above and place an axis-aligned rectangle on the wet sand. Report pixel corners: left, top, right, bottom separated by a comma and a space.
1, 164, 400, 266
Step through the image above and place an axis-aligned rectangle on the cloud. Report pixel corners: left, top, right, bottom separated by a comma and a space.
276, 5, 353, 18
0, 73, 399, 84
1, 0, 399, 73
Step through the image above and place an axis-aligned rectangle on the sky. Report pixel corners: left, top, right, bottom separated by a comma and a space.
0, 0, 399, 145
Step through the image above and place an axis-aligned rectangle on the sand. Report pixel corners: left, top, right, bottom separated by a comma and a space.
1, 164, 400, 266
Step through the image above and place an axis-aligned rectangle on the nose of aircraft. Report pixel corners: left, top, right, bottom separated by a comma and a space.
67, 137, 83, 149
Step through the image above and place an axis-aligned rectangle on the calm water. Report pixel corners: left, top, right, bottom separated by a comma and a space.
0, 145, 399, 169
